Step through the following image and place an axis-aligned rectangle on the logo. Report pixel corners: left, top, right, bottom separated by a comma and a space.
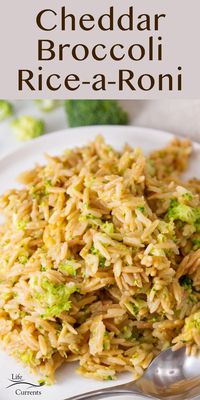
6, 374, 45, 396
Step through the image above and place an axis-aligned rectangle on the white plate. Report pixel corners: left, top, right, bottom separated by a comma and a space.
0, 126, 200, 400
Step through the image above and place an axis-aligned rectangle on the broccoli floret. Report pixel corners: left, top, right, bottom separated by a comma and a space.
167, 199, 200, 225
11, 116, 45, 141
35, 280, 77, 318
34, 100, 60, 112
0, 100, 13, 121
65, 100, 129, 127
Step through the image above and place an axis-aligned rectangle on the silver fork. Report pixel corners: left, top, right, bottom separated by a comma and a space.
66, 347, 200, 399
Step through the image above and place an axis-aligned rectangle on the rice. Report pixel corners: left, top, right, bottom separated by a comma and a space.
0, 135, 200, 384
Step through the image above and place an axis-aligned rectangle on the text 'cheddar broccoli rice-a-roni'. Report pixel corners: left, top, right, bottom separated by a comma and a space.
0, 135, 200, 384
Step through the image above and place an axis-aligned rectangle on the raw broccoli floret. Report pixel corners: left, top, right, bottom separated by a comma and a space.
167, 199, 200, 225
34, 100, 60, 112
11, 116, 45, 141
65, 100, 129, 127
0, 100, 13, 121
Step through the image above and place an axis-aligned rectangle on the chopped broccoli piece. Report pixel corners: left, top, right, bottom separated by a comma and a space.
103, 331, 110, 350
16, 220, 28, 230
192, 238, 200, 250
122, 325, 133, 340
195, 218, 200, 232
37, 379, 46, 386
19, 350, 38, 367
19, 311, 26, 318
2, 292, 12, 301
102, 222, 114, 234
182, 192, 193, 201
59, 261, 77, 276
65, 100, 129, 127
18, 255, 28, 264
194, 318, 200, 329
79, 213, 97, 221
90, 245, 98, 255
179, 275, 193, 290
122, 325, 140, 340
44, 179, 52, 195
12, 213, 28, 230
35, 280, 77, 318
151, 315, 158, 322
90, 245, 106, 268
104, 375, 114, 381
34, 99, 60, 112
167, 199, 200, 225
99, 257, 106, 268
125, 298, 147, 319
137, 206, 146, 214
11, 116, 45, 141
185, 312, 200, 330
132, 352, 139, 359
79, 214, 103, 230
126, 302, 139, 317
0, 100, 13, 121
188, 294, 199, 305
179, 276, 198, 305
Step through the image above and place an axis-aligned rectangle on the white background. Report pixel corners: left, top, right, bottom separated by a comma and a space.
1, 0, 200, 98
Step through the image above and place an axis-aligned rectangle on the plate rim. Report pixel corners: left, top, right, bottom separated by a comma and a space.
0, 125, 199, 166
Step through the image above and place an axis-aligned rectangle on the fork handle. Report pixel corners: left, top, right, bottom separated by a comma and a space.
66, 386, 140, 400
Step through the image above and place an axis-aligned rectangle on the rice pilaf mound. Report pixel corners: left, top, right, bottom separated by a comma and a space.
0, 135, 200, 383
